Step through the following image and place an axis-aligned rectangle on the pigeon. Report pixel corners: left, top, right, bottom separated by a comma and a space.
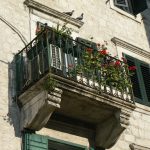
64, 10, 74, 16
76, 13, 84, 21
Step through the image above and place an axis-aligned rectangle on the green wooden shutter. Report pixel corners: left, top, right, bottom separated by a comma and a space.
126, 57, 142, 100
140, 64, 150, 102
125, 54, 150, 105
131, 0, 147, 15
23, 133, 48, 150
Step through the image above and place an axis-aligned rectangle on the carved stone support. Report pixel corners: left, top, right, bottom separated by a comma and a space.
95, 109, 132, 149
130, 143, 150, 150
19, 88, 62, 131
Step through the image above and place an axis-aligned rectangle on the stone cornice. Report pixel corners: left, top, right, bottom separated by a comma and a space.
130, 143, 150, 150
111, 37, 150, 59
24, 0, 84, 28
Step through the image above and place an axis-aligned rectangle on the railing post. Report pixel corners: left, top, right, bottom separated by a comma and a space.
45, 27, 51, 71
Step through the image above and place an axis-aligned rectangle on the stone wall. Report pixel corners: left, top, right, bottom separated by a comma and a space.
109, 104, 150, 150
0, 0, 150, 150
0, 0, 29, 149
34, 0, 150, 53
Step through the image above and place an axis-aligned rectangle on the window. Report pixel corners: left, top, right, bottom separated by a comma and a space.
23, 132, 88, 150
125, 55, 150, 105
114, 0, 132, 14
113, 0, 147, 15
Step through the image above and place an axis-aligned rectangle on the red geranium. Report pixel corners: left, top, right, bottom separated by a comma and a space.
99, 50, 108, 55
128, 66, 136, 71
115, 60, 121, 67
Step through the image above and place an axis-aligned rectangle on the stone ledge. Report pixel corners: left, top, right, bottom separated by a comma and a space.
53, 74, 135, 111
130, 143, 150, 150
24, 0, 84, 28
111, 37, 150, 59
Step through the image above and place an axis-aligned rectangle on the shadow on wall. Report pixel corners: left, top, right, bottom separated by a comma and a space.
142, 1, 150, 48
7, 56, 21, 137
46, 113, 96, 148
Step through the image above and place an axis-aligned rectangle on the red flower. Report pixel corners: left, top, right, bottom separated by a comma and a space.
99, 50, 108, 55
121, 57, 127, 63
128, 66, 136, 71
86, 48, 93, 53
115, 60, 121, 67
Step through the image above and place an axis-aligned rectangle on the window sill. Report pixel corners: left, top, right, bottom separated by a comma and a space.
109, 0, 142, 23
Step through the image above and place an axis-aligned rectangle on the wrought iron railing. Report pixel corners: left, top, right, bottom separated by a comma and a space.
15, 27, 134, 103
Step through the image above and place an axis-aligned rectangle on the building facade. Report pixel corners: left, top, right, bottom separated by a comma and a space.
0, 0, 150, 150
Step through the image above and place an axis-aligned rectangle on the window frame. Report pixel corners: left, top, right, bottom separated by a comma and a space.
114, 0, 129, 7
124, 54, 150, 106
109, 0, 141, 23
114, 0, 133, 14
23, 132, 89, 150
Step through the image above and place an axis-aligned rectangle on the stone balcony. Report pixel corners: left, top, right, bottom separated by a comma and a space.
15, 27, 135, 148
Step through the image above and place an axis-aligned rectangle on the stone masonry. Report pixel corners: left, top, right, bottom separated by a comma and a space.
0, 0, 150, 150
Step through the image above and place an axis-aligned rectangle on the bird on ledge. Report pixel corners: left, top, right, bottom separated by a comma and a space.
76, 13, 84, 21
64, 10, 74, 16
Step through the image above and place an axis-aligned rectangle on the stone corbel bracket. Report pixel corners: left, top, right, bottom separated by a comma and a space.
24, 0, 84, 28
19, 88, 62, 131
95, 108, 133, 149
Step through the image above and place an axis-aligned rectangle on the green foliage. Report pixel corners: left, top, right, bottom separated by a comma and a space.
43, 75, 57, 92
69, 49, 133, 92
52, 22, 72, 37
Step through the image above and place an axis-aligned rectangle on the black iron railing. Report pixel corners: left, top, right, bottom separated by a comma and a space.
15, 27, 134, 103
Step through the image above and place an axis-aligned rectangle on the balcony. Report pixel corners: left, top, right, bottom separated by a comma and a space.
15, 27, 135, 149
